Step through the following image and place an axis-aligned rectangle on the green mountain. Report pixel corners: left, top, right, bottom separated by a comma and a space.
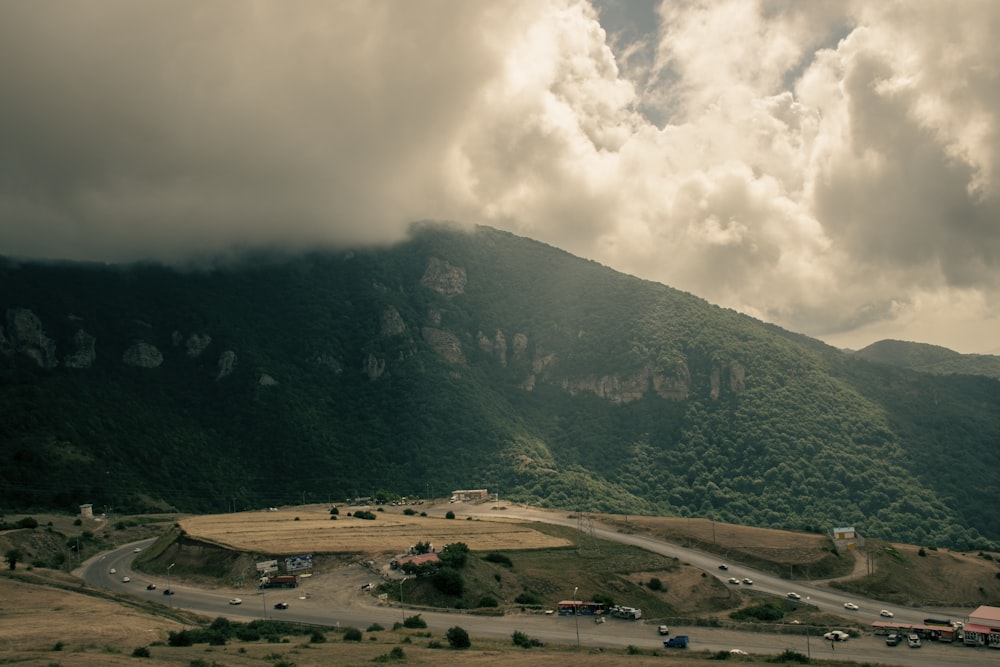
854, 339, 1000, 379
2, 224, 999, 549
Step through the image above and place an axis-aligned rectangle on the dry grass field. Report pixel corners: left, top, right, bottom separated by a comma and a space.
0, 569, 858, 667
180, 504, 572, 556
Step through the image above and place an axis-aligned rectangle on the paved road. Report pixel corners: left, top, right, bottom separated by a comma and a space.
77, 510, 992, 667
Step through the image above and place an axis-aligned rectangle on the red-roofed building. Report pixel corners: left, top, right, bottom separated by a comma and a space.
965, 606, 1000, 647
390, 552, 441, 570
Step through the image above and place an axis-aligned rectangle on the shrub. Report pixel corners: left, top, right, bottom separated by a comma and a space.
403, 508, 417, 516
445, 511, 455, 520
483, 552, 513, 567
438, 543, 469, 569
477, 595, 499, 608
366, 623, 385, 632
132, 646, 151, 657
167, 631, 193, 647
514, 591, 541, 605
774, 649, 810, 663
308, 631, 326, 643
730, 602, 785, 622
647, 577, 664, 591
52, 641, 65, 651
403, 614, 427, 629
446, 626, 470, 649
17, 517, 39, 529
342, 627, 363, 642
354, 510, 377, 520
512, 630, 543, 648
329, 507, 339, 515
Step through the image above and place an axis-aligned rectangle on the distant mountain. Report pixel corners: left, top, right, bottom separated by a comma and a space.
854, 339, 1000, 379
2, 223, 999, 549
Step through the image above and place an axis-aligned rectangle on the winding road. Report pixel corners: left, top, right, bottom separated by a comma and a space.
77, 506, 987, 667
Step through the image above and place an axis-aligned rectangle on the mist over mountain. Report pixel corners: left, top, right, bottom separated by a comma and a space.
2, 224, 998, 549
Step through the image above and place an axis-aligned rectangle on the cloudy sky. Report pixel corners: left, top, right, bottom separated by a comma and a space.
2, 1, 998, 353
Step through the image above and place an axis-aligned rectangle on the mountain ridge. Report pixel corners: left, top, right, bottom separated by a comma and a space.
2, 224, 998, 549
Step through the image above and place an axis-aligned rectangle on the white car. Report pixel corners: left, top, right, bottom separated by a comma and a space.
121, 576, 130, 583
742, 578, 753, 585
880, 609, 894, 617
824, 630, 849, 641
728, 577, 740, 584
907, 634, 921, 648
843, 602, 859, 610
787, 592, 801, 600
729, 649, 748, 655
229, 598, 242, 605
133, 547, 142, 553
109, 568, 117, 574
658, 625, 670, 635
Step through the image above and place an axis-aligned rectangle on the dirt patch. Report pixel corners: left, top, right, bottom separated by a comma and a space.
179, 505, 571, 556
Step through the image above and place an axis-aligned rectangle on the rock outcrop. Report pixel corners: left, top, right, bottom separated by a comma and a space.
3, 308, 58, 368
421, 327, 466, 365
561, 361, 691, 404
185, 333, 212, 358
216, 350, 237, 380
420, 257, 466, 297
363, 352, 386, 379
122, 341, 163, 368
64, 329, 97, 369
380, 306, 406, 337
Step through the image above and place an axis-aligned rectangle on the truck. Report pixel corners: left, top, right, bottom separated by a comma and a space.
663, 635, 689, 648
259, 575, 298, 589
610, 605, 642, 620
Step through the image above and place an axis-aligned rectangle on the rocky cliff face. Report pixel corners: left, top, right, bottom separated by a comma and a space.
64, 329, 96, 369
420, 257, 466, 297
3, 308, 57, 368
123, 341, 163, 368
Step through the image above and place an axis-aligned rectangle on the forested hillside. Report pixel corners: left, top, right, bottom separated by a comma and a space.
2, 224, 999, 549
854, 339, 1000, 378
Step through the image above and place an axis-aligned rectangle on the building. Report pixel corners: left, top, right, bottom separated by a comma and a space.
450, 489, 488, 502
829, 526, 864, 552
79, 504, 93, 519
391, 552, 441, 570
965, 606, 1000, 648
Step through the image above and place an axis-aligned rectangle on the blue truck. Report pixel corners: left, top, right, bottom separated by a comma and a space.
663, 635, 689, 648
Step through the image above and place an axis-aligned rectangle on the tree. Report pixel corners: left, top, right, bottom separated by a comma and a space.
433, 567, 464, 596
446, 626, 470, 649
439, 542, 469, 569
5, 548, 23, 570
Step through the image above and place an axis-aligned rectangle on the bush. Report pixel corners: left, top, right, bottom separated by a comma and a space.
438, 543, 469, 568
446, 626, 470, 649
514, 591, 541, 605
477, 595, 499, 608
445, 511, 455, 520
403, 614, 427, 629
483, 552, 513, 567
342, 627, 363, 642
132, 646, 151, 657
403, 508, 417, 516
329, 507, 339, 515
647, 577, 664, 591
354, 510, 377, 520
774, 649, 810, 663
512, 630, 543, 648
730, 602, 785, 622
366, 623, 385, 632
309, 630, 326, 643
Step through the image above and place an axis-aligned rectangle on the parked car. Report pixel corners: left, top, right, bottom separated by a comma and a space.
146, 583, 157, 590
880, 609, 894, 617
727, 577, 740, 584
663, 635, 689, 648
121, 576, 130, 583
885, 633, 901, 646
742, 578, 753, 585
229, 598, 242, 605
787, 592, 801, 600
843, 602, 859, 610
823, 630, 849, 641
729, 648, 748, 655
907, 634, 921, 648
274, 602, 289, 610
658, 625, 670, 636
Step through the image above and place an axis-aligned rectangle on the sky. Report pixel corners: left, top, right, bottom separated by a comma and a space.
1, 1, 998, 354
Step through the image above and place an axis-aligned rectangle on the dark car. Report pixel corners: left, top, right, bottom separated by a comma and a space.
146, 583, 157, 590
273, 602, 289, 610
663, 635, 689, 648
162, 589, 174, 596
886, 633, 901, 646
717, 564, 728, 570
